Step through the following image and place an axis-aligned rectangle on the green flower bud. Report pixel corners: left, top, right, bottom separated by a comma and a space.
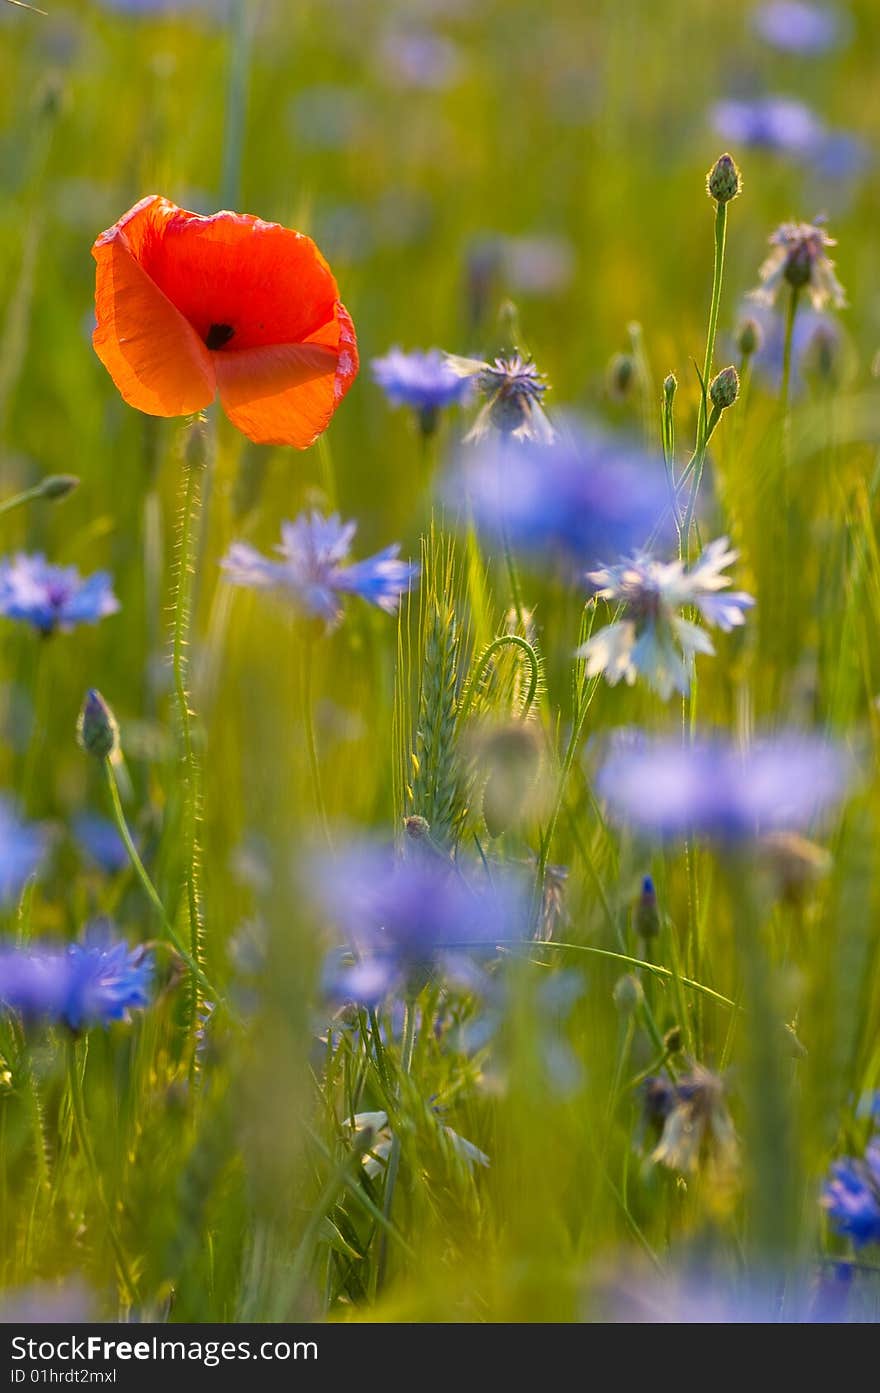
77, 689, 119, 760
39, 474, 80, 501
706, 153, 742, 205
663, 373, 678, 404
606, 352, 636, 403
709, 364, 740, 411
613, 973, 645, 1014
737, 318, 763, 357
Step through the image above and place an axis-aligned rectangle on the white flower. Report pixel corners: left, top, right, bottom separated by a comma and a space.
576, 537, 754, 700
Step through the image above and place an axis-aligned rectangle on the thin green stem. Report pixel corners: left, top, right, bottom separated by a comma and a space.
377, 1000, 417, 1288
698, 200, 728, 445
66, 1040, 137, 1308
102, 759, 219, 1002
301, 639, 331, 846
779, 284, 801, 420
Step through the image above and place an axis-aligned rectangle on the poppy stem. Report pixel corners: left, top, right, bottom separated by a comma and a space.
171, 420, 209, 1069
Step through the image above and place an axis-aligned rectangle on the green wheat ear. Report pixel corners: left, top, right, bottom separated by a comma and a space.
397, 523, 469, 849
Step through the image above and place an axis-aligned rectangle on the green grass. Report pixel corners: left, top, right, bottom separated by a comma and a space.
1, 0, 880, 1323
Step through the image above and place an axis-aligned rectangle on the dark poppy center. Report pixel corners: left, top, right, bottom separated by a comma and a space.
206, 323, 235, 351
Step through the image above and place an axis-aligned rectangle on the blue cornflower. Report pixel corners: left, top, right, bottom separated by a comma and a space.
711, 95, 824, 155
371, 347, 473, 434
752, 2, 845, 55
309, 840, 530, 1005
823, 1137, 880, 1246
0, 799, 47, 906
0, 554, 119, 635
596, 732, 851, 842
0, 930, 152, 1030
446, 416, 670, 573
73, 813, 130, 875
577, 538, 754, 699
222, 512, 418, 628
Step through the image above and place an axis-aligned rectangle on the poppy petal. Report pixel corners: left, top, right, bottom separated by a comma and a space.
215, 303, 359, 449
142, 210, 341, 351
92, 209, 215, 418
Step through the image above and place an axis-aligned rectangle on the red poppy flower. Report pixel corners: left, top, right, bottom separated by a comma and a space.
92, 196, 358, 449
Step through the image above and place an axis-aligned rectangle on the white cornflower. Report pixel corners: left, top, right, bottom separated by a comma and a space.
750, 220, 846, 310
576, 537, 754, 700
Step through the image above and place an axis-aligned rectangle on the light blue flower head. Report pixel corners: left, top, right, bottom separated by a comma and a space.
222, 511, 419, 627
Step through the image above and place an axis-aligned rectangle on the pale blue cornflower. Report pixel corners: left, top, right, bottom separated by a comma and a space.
310, 840, 530, 1005
0, 928, 152, 1030
222, 512, 418, 628
752, 2, 845, 55
751, 221, 846, 310
0, 554, 119, 635
823, 1136, 880, 1247
371, 347, 473, 434
594, 1259, 857, 1323
0, 799, 48, 906
577, 538, 754, 699
446, 351, 556, 443
711, 95, 825, 155
596, 732, 852, 842
446, 416, 670, 573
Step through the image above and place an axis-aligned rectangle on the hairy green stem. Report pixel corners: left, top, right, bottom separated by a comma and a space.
172, 438, 207, 1053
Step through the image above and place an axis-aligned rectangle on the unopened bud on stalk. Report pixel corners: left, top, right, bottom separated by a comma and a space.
39, 474, 80, 501
635, 875, 660, 940
709, 364, 740, 411
77, 689, 119, 760
706, 152, 742, 205
613, 973, 645, 1014
737, 318, 763, 358
606, 351, 636, 402
663, 373, 678, 404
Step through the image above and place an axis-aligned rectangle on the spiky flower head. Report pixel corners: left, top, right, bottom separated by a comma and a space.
446, 351, 555, 444
709, 365, 740, 410
577, 537, 754, 700
706, 152, 742, 204
751, 221, 846, 310
77, 689, 119, 761
644, 1063, 738, 1176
